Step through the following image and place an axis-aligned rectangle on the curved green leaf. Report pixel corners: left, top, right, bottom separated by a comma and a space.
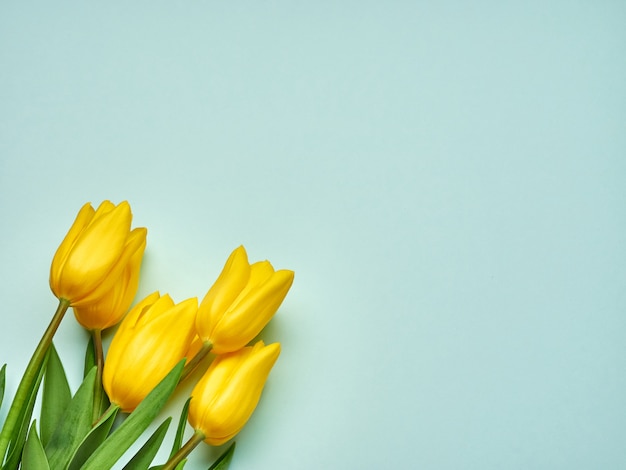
149, 398, 191, 470
22, 422, 50, 470
122, 417, 171, 470
44, 367, 96, 469
0, 365, 6, 410
170, 397, 191, 459
81, 360, 185, 470
208, 442, 235, 470
40, 343, 71, 447
83, 336, 96, 379
67, 405, 119, 470
3, 353, 48, 470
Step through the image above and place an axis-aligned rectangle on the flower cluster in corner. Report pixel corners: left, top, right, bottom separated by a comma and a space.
0, 200, 294, 470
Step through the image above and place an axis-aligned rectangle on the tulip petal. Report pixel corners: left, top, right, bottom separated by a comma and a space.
57, 203, 132, 305
73, 228, 148, 329
229, 261, 275, 307
102, 292, 160, 400
91, 200, 116, 220
115, 292, 161, 334
103, 297, 197, 412
210, 270, 294, 353
49, 203, 95, 298
196, 246, 250, 340
188, 342, 280, 446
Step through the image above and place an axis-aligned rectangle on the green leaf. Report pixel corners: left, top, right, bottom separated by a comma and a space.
83, 336, 96, 379
40, 343, 72, 447
22, 422, 50, 470
3, 353, 48, 470
149, 398, 190, 470
81, 360, 185, 470
170, 397, 191, 459
208, 442, 236, 470
122, 417, 171, 470
44, 367, 97, 470
67, 405, 119, 470
94, 382, 111, 420
0, 364, 6, 410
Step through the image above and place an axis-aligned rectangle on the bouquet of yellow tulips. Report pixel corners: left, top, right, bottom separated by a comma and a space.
0, 201, 294, 470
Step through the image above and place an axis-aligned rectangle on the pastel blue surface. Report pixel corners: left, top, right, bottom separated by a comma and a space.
1, 2, 625, 469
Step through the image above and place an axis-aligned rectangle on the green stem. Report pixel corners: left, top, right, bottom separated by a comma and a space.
0, 298, 71, 463
91, 328, 104, 425
161, 429, 205, 470
180, 341, 212, 382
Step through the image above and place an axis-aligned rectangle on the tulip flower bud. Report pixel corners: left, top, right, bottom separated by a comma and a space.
49, 200, 146, 308
72, 227, 147, 330
103, 292, 198, 412
188, 341, 280, 445
196, 246, 294, 354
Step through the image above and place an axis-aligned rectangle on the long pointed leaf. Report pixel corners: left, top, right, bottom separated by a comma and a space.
208, 442, 236, 470
83, 336, 96, 379
0, 365, 6, 410
40, 343, 71, 447
122, 418, 171, 470
81, 360, 185, 470
67, 405, 119, 470
44, 367, 96, 469
149, 398, 191, 470
22, 422, 50, 470
170, 398, 191, 459
3, 353, 48, 470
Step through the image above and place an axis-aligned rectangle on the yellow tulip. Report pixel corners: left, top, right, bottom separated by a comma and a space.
188, 341, 280, 445
103, 292, 198, 412
72, 227, 147, 330
196, 246, 294, 354
49, 200, 146, 308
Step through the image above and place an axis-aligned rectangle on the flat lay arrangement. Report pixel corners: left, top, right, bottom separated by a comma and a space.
0, 200, 294, 470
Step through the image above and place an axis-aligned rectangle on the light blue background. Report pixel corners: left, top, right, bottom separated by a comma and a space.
1, 2, 625, 469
